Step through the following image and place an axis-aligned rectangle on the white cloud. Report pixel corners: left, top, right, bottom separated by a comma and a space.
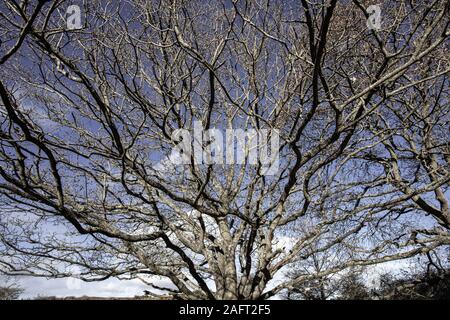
17, 277, 151, 299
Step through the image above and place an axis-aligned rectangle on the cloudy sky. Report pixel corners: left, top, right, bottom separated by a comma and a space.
11, 259, 411, 299
18, 277, 147, 299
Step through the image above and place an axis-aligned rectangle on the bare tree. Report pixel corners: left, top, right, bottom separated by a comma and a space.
0, 0, 449, 299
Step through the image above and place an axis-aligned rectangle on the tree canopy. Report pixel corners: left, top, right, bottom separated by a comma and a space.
0, 0, 449, 299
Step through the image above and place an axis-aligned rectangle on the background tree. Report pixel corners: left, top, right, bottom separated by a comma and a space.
336, 272, 370, 300
0, 277, 24, 300
375, 270, 450, 300
373, 250, 450, 300
0, 0, 449, 299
